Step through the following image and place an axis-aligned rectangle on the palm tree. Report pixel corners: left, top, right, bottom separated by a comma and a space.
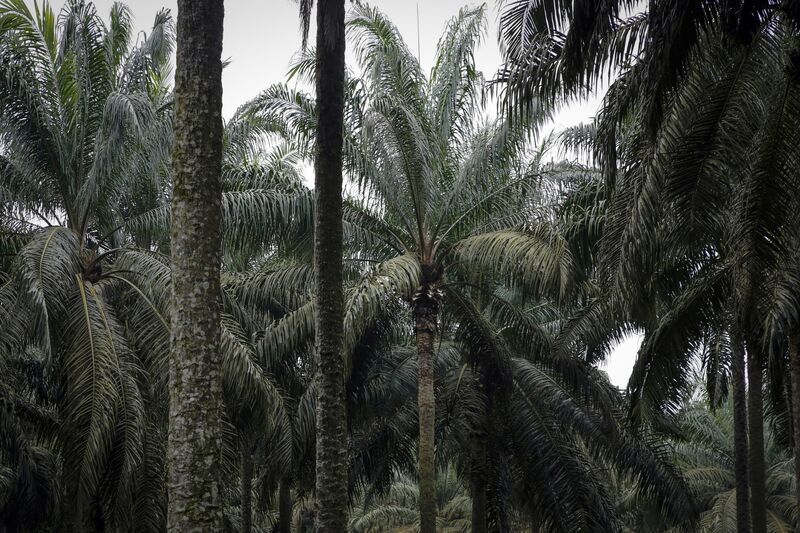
297, 0, 350, 530
497, 4, 800, 532
337, 9, 565, 530
330, 256, 695, 532
449, 166, 699, 529
252, 6, 574, 529
677, 404, 797, 532
0, 2, 173, 529
620, 398, 798, 532
1, 2, 340, 531
167, 0, 226, 530
123, 79, 317, 532
348, 467, 471, 533
246, 12, 700, 530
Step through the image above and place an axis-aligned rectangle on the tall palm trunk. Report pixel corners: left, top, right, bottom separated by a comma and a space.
413, 279, 440, 533
486, 356, 513, 533
168, 1, 225, 531
789, 331, 800, 511
471, 468, 488, 533
731, 337, 751, 533
470, 430, 488, 533
241, 447, 253, 533
746, 345, 766, 533
487, 438, 512, 532
279, 478, 293, 533
312, 1, 348, 531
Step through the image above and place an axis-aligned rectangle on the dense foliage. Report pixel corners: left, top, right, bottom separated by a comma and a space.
0, 0, 798, 532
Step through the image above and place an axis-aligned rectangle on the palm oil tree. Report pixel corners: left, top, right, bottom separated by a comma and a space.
297, 0, 349, 530
168, 0, 226, 530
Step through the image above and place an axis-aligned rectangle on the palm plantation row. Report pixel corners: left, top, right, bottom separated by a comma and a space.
0, 0, 799, 532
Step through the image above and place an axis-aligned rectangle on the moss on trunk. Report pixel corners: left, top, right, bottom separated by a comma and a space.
167, 1, 225, 531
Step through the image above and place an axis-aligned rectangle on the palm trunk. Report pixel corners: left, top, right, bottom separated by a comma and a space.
241, 448, 253, 533
168, 1, 225, 531
279, 479, 293, 533
312, 1, 348, 532
789, 332, 800, 511
487, 442, 512, 533
413, 292, 439, 533
746, 345, 766, 533
731, 337, 751, 533
470, 436, 488, 533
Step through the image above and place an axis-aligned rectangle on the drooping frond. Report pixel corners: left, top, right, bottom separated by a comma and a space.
449, 225, 573, 302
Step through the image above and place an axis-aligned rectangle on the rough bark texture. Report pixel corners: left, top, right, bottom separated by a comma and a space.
413, 282, 440, 533
167, 1, 225, 531
241, 448, 253, 533
746, 346, 766, 533
789, 332, 800, 512
731, 338, 751, 533
312, 1, 348, 532
279, 479, 293, 533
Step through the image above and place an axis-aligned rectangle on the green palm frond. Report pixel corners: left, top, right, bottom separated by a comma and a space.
449, 226, 573, 301
628, 262, 731, 423
621, 400, 800, 532
429, 4, 487, 148
343, 254, 421, 363
126, 189, 313, 254
60, 274, 145, 528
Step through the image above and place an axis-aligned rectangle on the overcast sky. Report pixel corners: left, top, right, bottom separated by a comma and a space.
45, 0, 639, 386
81, 0, 605, 124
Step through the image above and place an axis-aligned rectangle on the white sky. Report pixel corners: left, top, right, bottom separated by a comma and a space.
46, 0, 640, 387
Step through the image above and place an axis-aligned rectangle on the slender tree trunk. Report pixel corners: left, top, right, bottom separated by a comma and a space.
789, 332, 800, 511
746, 344, 766, 533
241, 447, 253, 533
731, 336, 751, 533
413, 288, 439, 533
470, 434, 488, 533
487, 439, 512, 533
168, 1, 225, 531
312, 1, 348, 532
279, 479, 293, 533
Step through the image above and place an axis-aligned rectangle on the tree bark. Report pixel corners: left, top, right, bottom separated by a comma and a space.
746, 344, 766, 533
279, 478, 293, 533
789, 332, 800, 511
413, 288, 439, 533
241, 447, 253, 533
731, 336, 751, 533
168, 1, 225, 532
312, 1, 348, 532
